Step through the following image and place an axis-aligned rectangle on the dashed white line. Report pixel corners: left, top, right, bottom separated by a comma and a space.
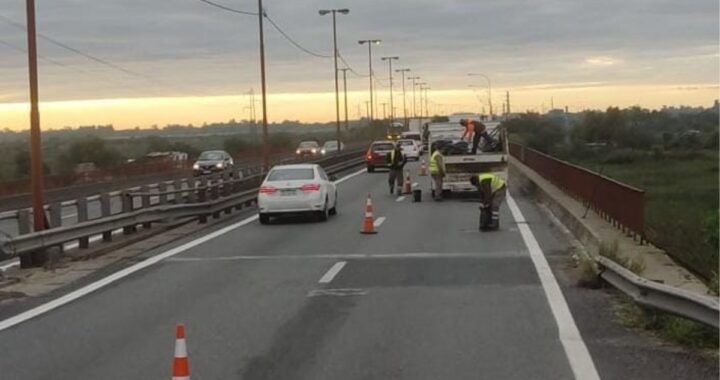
373, 216, 386, 227
506, 194, 600, 380
0, 168, 369, 332
318, 261, 346, 283
395, 196, 406, 202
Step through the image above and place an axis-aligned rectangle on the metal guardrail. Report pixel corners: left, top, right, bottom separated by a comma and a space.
1, 150, 366, 260
509, 143, 646, 243
596, 256, 719, 328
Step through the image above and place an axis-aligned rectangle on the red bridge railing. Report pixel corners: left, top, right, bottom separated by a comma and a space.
509, 143, 645, 241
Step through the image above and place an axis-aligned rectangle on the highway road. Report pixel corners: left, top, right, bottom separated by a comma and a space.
0, 162, 716, 379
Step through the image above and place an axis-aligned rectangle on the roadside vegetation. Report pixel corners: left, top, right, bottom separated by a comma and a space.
0, 119, 389, 180
505, 104, 719, 286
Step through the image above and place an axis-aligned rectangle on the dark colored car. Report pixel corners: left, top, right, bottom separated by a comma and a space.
365, 141, 395, 172
193, 150, 234, 176
296, 141, 320, 157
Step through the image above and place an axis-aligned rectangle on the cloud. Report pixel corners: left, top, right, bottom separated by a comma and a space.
0, 0, 717, 105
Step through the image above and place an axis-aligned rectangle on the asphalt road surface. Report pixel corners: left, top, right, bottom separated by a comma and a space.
0, 162, 716, 379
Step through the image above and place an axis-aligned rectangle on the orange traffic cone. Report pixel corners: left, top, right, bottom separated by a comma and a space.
360, 193, 378, 234
419, 159, 428, 176
172, 324, 190, 380
403, 172, 412, 195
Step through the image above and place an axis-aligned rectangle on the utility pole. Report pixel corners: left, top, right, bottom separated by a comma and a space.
364, 101, 370, 122
506, 91, 510, 115
358, 39, 380, 121
319, 9, 349, 150
339, 68, 350, 133
381, 56, 399, 124
421, 86, 430, 118
24, 0, 46, 267
416, 82, 426, 120
468, 73, 493, 120
258, 0, 270, 172
396, 68, 410, 127
380, 103, 387, 120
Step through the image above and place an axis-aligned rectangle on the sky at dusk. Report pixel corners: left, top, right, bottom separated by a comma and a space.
0, 0, 718, 130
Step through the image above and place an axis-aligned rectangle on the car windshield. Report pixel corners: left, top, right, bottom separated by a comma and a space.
267, 168, 315, 181
198, 152, 223, 160
404, 133, 421, 141
372, 143, 394, 151
324, 141, 338, 148
299, 142, 318, 148
398, 140, 414, 146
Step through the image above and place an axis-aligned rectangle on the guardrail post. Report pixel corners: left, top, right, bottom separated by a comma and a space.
48, 202, 62, 228
122, 191, 136, 235
197, 177, 207, 203
141, 186, 151, 229
77, 197, 89, 249
232, 168, 242, 193
158, 182, 168, 205
222, 171, 232, 197
187, 178, 197, 203
172, 179, 183, 203
18, 209, 30, 235
100, 193, 113, 242
210, 174, 220, 201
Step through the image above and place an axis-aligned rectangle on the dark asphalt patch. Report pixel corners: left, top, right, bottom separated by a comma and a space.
239, 295, 359, 380
330, 257, 539, 288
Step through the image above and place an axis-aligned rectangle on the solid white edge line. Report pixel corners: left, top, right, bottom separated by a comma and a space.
318, 261, 346, 283
373, 216, 386, 227
506, 194, 600, 380
395, 196, 406, 202
0, 168, 368, 332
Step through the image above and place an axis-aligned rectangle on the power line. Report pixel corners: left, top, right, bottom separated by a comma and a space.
338, 53, 368, 77
0, 13, 209, 96
194, 0, 258, 16
264, 14, 332, 58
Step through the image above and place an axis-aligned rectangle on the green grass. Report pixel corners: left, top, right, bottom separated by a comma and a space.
614, 295, 719, 351
571, 150, 719, 282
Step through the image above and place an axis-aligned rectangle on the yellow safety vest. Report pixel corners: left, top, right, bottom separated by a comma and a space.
429, 151, 442, 174
478, 173, 505, 192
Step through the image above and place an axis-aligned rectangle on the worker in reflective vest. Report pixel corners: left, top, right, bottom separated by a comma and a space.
387, 142, 407, 195
429, 145, 446, 201
470, 173, 507, 230
470, 173, 506, 208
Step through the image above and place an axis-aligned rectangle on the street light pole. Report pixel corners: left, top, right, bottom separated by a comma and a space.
381, 56, 399, 124
320, 8, 349, 149
408, 76, 419, 119
25, 0, 46, 237
339, 68, 350, 133
396, 68, 410, 127
257, 0, 270, 172
358, 39, 380, 121
416, 82, 426, 120
421, 86, 430, 118
468, 73, 493, 120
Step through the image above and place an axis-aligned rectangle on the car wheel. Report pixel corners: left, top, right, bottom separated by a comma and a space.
317, 199, 329, 222
259, 213, 271, 225
367, 165, 375, 173
329, 192, 338, 215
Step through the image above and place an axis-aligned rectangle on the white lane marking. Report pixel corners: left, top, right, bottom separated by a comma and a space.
0, 260, 19, 271
395, 196, 406, 202
167, 250, 527, 262
307, 288, 367, 297
412, 182, 418, 187
506, 194, 600, 380
318, 261, 346, 283
0, 168, 368, 332
373, 216, 386, 227
0, 215, 259, 332
334, 168, 365, 185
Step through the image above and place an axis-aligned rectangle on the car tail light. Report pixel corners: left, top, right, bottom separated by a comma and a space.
300, 183, 321, 192
259, 186, 277, 194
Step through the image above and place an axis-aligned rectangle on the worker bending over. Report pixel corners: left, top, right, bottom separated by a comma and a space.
460, 119, 496, 154
470, 172, 507, 230
429, 145, 446, 201
387, 142, 407, 196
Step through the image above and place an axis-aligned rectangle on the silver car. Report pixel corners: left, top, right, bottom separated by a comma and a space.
257, 164, 338, 224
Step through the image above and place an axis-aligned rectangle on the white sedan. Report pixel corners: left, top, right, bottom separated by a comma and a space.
257, 164, 338, 224
397, 139, 420, 160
